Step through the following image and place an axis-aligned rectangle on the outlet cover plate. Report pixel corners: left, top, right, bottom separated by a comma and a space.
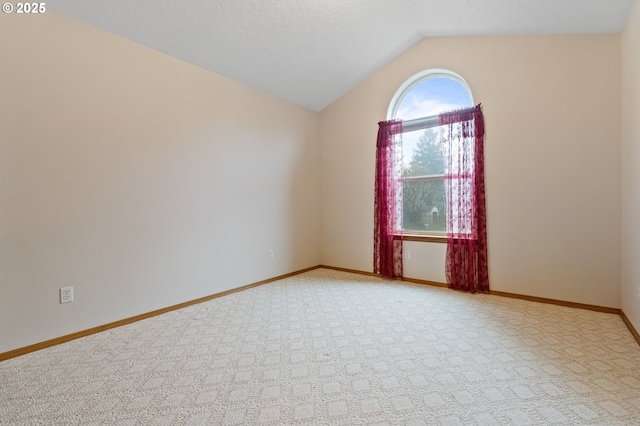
60, 286, 74, 304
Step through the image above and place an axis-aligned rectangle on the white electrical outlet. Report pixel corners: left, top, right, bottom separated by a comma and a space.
404, 250, 411, 259
60, 286, 74, 304
268, 249, 274, 260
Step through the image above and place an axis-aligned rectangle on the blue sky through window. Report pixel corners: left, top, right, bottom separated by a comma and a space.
396, 77, 472, 121
395, 77, 472, 166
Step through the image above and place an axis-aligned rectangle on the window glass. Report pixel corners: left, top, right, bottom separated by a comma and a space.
395, 77, 472, 120
401, 128, 447, 232
389, 72, 473, 233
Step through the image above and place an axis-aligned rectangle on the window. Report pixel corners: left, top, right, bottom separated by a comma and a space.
388, 70, 473, 234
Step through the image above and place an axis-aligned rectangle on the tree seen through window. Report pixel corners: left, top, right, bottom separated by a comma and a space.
402, 128, 446, 231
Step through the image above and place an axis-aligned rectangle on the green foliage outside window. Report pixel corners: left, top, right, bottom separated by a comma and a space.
402, 129, 446, 232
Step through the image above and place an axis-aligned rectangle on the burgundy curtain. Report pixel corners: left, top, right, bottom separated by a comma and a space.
374, 120, 403, 278
439, 105, 489, 293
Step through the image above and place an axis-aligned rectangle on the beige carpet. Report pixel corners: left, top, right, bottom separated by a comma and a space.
2, 268, 640, 425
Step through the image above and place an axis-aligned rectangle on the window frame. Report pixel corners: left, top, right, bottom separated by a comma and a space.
388, 69, 474, 239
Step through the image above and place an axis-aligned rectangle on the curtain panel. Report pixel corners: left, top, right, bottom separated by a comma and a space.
439, 105, 489, 293
373, 120, 403, 279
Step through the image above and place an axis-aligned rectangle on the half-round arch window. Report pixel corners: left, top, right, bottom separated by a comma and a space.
388, 69, 473, 121
388, 70, 473, 233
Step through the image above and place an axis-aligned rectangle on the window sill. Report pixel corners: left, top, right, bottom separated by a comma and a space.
393, 234, 448, 243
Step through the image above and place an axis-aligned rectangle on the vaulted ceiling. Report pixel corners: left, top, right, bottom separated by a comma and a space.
50, 0, 635, 111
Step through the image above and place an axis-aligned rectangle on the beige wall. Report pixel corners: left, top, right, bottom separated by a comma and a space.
0, 13, 321, 353
622, 0, 640, 331
321, 34, 621, 308
0, 11, 630, 355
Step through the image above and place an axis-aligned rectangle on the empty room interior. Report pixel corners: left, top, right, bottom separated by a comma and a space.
2, 0, 640, 424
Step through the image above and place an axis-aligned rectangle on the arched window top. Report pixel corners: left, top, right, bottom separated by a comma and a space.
387, 69, 473, 121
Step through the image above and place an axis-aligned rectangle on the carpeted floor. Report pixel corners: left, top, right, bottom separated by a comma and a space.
1, 268, 640, 425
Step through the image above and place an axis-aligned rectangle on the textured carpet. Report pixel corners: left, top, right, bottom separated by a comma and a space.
2, 268, 640, 425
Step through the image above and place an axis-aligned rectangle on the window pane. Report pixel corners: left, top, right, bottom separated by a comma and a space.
402, 179, 446, 232
395, 77, 472, 121
402, 128, 445, 173
388, 71, 474, 235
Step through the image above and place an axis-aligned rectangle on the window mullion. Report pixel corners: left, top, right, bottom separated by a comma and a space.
401, 114, 440, 133
400, 175, 444, 183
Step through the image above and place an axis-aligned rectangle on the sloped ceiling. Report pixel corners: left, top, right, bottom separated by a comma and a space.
50, 0, 635, 111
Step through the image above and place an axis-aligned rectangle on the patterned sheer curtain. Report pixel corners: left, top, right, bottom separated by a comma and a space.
373, 120, 403, 278
439, 105, 489, 293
